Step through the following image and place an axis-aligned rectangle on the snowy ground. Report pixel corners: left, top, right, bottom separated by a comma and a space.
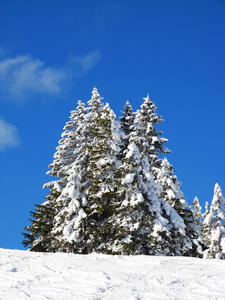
0, 248, 224, 300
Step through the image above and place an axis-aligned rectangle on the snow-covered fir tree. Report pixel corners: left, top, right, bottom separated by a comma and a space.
202, 183, 225, 259
79, 102, 122, 253
190, 196, 204, 252
133, 95, 170, 174
106, 100, 192, 255
23, 99, 88, 252
46, 88, 107, 253
47, 102, 91, 252
191, 197, 203, 236
154, 158, 204, 256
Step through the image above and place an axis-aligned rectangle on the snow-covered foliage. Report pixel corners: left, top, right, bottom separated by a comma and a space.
79, 101, 123, 253
133, 95, 170, 172
44, 100, 88, 192
119, 100, 135, 155
155, 158, 204, 256
202, 183, 225, 259
23, 88, 220, 258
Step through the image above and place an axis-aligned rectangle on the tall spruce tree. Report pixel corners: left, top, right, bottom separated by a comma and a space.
45, 87, 106, 253
23, 100, 88, 251
105, 97, 189, 255
202, 183, 225, 259
155, 158, 204, 256
133, 95, 170, 174
79, 102, 122, 253
47, 101, 91, 252
44, 88, 122, 254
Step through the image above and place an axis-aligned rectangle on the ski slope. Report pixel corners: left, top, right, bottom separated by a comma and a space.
0, 248, 224, 300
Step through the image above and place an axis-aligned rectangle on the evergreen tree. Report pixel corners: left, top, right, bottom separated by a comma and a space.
79, 102, 122, 253
106, 98, 187, 256
43, 88, 105, 253
23, 100, 88, 252
133, 95, 170, 173
190, 196, 204, 254
191, 197, 202, 233
203, 183, 225, 259
191, 197, 202, 222
155, 158, 203, 256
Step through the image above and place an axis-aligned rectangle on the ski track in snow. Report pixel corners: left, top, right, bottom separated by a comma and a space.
0, 249, 224, 300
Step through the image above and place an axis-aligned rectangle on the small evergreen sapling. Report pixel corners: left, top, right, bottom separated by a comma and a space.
203, 183, 225, 259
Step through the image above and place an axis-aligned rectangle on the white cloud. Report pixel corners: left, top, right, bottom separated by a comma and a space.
0, 55, 66, 99
0, 50, 101, 101
0, 119, 20, 151
70, 50, 101, 76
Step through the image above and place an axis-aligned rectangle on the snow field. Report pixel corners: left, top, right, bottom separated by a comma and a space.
0, 248, 224, 300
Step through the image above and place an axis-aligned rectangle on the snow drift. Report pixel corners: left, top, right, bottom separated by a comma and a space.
0, 248, 224, 300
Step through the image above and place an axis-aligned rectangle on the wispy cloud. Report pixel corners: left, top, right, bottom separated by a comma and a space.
0, 55, 66, 99
0, 50, 101, 101
0, 119, 20, 151
70, 50, 101, 77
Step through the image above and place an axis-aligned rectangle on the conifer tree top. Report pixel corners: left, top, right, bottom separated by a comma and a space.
91, 87, 103, 101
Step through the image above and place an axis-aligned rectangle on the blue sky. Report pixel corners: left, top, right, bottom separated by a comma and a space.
0, 0, 224, 250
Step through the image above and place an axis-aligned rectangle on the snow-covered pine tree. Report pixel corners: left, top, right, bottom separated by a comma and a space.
79, 102, 122, 253
106, 98, 185, 256
191, 197, 203, 240
23, 100, 88, 252
202, 183, 225, 259
133, 95, 170, 174
43, 88, 106, 253
47, 104, 91, 252
191, 197, 205, 253
155, 158, 204, 257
